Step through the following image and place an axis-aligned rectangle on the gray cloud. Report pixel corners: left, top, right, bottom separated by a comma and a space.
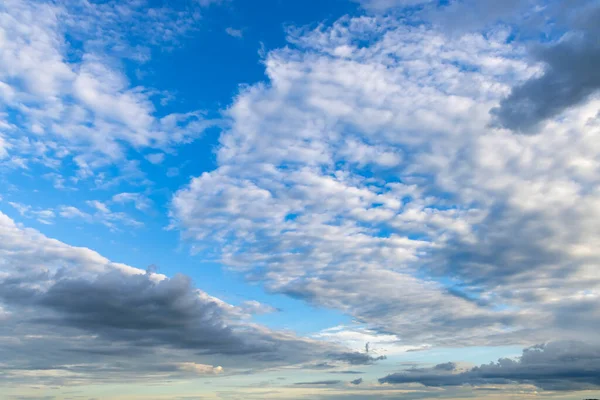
294, 380, 342, 386
491, 31, 600, 133
171, 10, 600, 350
489, 0, 600, 132
0, 212, 364, 385
330, 352, 386, 365
357, 0, 600, 133
379, 341, 600, 391
350, 378, 363, 385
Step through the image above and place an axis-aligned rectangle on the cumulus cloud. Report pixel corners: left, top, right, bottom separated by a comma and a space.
0, 211, 366, 386
171, 12, 600, 349
379, 341, 600, 391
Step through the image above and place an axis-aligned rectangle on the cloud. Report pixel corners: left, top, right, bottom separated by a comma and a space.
379, 341, 600, 391
171, 13, 600, 349
350, 378, 363, 385
112, 192, 153, 212
491, 1, 600, 132
294, 380, 342, 386
0, 211, 362, 385
7, 202, 55, 225
0, 0, 215, 179
240, 300, 279, 315
225, 27, 244, 38
58, 202, 142, 230
351, 1, 600, 132
176, 362, 224, 375
330, 352, 386, 365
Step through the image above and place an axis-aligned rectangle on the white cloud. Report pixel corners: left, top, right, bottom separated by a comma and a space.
226, 27, 244, 38
112, 192, 152, 212
0, 0, 215, 179
58, 202, 142, 231
86, 200, 110, 214
58, 205, 91, 220
8, 202, 55, 225
171, 14, 600, 348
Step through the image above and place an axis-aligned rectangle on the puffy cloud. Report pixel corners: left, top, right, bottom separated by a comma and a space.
0, 0, 215, 178
0, 211, 369, 386
379, 341, 600, 391
171, 13, 600, 349
111, 192, 153, 211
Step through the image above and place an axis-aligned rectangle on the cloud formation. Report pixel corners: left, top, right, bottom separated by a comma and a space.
0, 212, 371, 386
491, 0, 600, 132
0, 0, 213, 180
172, 12, 600, 349
380, 341, 600, 391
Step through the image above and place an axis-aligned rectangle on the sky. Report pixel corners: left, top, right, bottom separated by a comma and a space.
0, 0, 599, 399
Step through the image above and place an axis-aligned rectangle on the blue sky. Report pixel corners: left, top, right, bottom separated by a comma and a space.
1, 0, 600, 399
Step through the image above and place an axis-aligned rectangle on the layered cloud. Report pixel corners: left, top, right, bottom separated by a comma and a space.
380, 341, 600, 391
0, 211, 376, 386
171, 10, 600, 350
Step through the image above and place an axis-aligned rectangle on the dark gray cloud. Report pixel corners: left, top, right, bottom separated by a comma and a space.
329, 351, 386, 365
490, 0, 600, 132
350, 378, 363, 385
434, 362, 457, 371
294, 380, 342, 386
360, 0, 600, 133
379, 341, 600, 391
491, 32, 600, 133
0, 267, 378, 385
0, 213, 371, 385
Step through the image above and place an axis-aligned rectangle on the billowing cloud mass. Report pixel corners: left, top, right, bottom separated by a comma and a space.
491, 0, 600, 132
0, 211, 373, 386
358, 0, 600, 132
380, 341, 600, 391
171, 12, 600, 350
